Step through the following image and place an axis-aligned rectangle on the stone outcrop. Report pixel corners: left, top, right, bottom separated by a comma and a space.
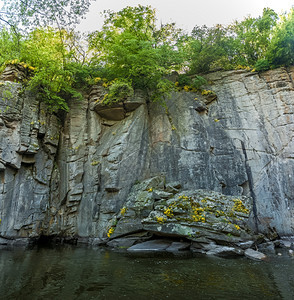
0, 66, 294, 249
244, 249, 267, 261
107, 176, 253, 245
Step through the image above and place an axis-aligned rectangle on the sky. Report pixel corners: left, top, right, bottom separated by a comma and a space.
0, 0, 292, 33
77, 0, 293, 33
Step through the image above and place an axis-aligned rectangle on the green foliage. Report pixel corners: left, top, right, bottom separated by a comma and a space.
65, 63, 92, 89
266, 9, 294, 67
0, 0, 97, 111
185, 24, 231, 74
254, 59, 270, 72
103, 80, 134, 105
232, 8, 278, 66
176, 74, 207, 90
88, 5, 184, 103
151, 79, 175, 103
0, 27, 91, 111
192, 75, 207, 89
19, 28, 77, 111
1, 0, 95, 30
177, 74, 192, 87
183, 8, 279, 73
100, 5, 157, 41
0, 4, 293, 112
0, 28, 22, 69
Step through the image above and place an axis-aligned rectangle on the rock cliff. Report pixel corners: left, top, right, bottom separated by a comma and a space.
0, 67, 294, 245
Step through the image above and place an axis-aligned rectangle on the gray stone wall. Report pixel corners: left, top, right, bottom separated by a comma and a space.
0, 67, 293, 238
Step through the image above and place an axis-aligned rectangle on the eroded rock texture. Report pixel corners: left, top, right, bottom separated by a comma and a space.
0, 81, 60, 237
0, 67, 293, 240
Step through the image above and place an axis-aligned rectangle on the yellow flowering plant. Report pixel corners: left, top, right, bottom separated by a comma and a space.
107, 227, 115, 238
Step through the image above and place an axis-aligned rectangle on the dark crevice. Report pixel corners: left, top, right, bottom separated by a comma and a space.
36, 235, 78, 246
220, 182, 226, 193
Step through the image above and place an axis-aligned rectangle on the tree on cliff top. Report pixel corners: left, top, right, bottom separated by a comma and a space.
266, 8, 294, 67
0, 0, 95, 30
232, 8, 278, 67
88, 5, 185, 103
0, 0, 97, 111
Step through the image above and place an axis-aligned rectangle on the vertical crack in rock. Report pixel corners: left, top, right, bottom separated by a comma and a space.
286, 67, 294, 89
241, 141, 259, 232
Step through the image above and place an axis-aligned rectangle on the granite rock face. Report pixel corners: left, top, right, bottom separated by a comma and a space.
0, 81, 60, 237
0, 66, 294, 241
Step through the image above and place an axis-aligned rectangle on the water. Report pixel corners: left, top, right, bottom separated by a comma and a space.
0, 245, 293, 299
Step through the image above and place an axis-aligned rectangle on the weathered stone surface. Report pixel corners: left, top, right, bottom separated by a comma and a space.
0, 237, 9, 245
0, 81, 60, 238
153, 190, 173, 200
91, 86, 145, 121
107, 237, 138, 249
127, 239, 172, 252
166, 241, 190, 252
205, 244, 244, 257
237, 241, 254, 250
280, 239, 293, 248
204, 67, 294, 235
0, 64, 28, 82
257, 241, 276, 254
244, 248, 267, 261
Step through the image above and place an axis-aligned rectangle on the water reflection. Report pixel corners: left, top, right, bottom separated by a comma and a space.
0, 245, 293, 299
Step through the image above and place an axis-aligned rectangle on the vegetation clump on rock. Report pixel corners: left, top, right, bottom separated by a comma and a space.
0, 3, 293, 110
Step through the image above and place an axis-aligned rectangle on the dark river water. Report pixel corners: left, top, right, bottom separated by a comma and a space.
0, 245, 293, 300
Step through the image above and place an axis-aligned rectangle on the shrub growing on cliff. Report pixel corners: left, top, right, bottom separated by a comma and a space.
1, 4, 294, 111
183, 8, 279, 73
254, 59, 270, 72
0, 27, 94, 111
266, 9, 294, 67
192, 76, 208, 89
20, 28, 81, 111
88, 5, 184, 104
0, 29, 22, 69
231, 8, 278, 67
0, 0, 96, 111
102, 80, 134, 105
185, 24, 231, 73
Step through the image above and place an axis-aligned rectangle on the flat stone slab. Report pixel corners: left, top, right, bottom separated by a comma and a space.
127, 239, 172, 252
238, 241, 254, 250
153, 190, 173, 200
0, 238, 30, 246
166, 242, 190, 252
93, 99, 143, 121
281, 240, 292, 248
107, 237, 139, 249
0, 237, 9, 245
95, 105, 125, 121
244, 248, 267, 261
206, 245, 243, 257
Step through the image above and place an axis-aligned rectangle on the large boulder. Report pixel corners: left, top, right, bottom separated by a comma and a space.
106, 176, 254, 250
